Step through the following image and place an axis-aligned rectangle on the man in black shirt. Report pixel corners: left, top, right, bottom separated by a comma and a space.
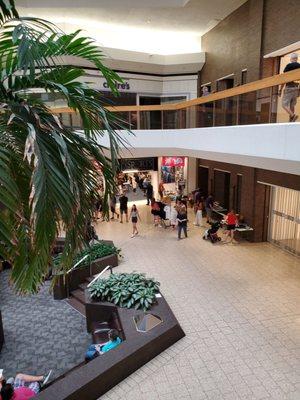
146, 183, 153, 205
279, 53, 300, 122
119, 193, 128, 223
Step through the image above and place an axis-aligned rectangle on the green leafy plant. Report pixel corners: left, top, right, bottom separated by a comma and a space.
53, 243, 121, 271
89, 273, 160, 311
0, 1, 129, 293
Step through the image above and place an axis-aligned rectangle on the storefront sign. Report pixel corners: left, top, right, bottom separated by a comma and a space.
103, 81, 130, 90
120, 157, 157, 171
161, 156, 185, 167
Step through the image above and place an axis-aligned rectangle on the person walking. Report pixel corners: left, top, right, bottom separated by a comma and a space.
194, 197, 204, 226
95, 195, 103, 220
119, 193, 128, 223
142, 177, 148, 195
205, 194, 214, 223
130, 204, 141, 237
279, 53, 300, 122
224, 209, 238, 243
110, 194, 119, 220
177, 205, 188, 240
132, 178, 137, 194
158, 182, 165, 199
146, 182, 153, 205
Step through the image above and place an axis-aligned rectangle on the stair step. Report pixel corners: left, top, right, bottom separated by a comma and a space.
71, 289, 86, 303
66, 297, 86, 316
85, 276, 95, 283
79, 282, 89, 291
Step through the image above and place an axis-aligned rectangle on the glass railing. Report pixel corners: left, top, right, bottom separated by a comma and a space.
53, 69, 300, 130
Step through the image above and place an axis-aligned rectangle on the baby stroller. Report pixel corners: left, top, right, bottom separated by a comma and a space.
203, 221, 222, 243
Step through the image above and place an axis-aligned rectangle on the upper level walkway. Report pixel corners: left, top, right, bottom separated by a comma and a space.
96, 123, 300, 176
53, 69, 300, 174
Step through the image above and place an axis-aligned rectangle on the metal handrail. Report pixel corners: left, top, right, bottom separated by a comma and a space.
87, 265, 113, 288
66, 254, 89, 274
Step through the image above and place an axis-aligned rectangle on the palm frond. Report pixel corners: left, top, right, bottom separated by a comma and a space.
0, 0, 129, 293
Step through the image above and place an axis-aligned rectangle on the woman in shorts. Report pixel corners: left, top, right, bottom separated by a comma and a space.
225, 209, 238, 243
130, 204, 141, 238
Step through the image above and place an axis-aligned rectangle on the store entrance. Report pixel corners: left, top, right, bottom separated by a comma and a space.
117, 170, 156, 202
214, 170, 230, 210
268, 185, 300, 256
198, 166, 209, 198
118, 157, 159, 201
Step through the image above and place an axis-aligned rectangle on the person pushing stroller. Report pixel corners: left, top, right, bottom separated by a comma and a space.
203, 220, 222, 243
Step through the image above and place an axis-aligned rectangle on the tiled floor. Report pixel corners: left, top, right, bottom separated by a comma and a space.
95, 199, 300, 400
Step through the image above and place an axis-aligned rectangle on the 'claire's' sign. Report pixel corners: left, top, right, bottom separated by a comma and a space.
103, 81, 130, 90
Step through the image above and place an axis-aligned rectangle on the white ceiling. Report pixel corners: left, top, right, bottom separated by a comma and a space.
17, 0, 247, 55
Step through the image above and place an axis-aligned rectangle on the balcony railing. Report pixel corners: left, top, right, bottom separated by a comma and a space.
53, 69, 300, 130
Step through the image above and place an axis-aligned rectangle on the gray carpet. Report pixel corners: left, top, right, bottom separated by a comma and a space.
0, 270, 90, 382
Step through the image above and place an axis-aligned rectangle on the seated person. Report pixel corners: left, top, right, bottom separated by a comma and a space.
85, 329, 122, 362
0, 370, 52, 399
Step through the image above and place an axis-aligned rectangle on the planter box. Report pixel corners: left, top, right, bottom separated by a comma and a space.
53, 252, 118, 300
36, 294, 185, 400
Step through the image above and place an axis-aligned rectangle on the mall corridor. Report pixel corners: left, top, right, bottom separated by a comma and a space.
95, 203, 300, 400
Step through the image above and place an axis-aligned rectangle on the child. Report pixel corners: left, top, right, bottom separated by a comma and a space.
130, 204, 141, 237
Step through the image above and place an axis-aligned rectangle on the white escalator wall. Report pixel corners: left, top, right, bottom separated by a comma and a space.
268, 186, 300, 256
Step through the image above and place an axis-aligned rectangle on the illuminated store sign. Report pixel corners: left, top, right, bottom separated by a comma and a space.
161, 156, 185, 167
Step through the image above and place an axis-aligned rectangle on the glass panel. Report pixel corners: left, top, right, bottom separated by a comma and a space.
214, 96, 237, 126
162, 110, 179, 129
129, 111, 138, 129
238, 91, 257, 125
133, 313, 163, 332
140, 111, 162, 129
196, 102, 213, 127
115, 112, 130, 130
60, 112, 71, 128
71, 113, 82, 129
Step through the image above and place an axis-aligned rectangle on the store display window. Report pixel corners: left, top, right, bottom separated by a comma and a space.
160, 157, 186, 192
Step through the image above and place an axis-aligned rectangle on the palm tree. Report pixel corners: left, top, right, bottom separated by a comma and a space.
0, 1, 125, 293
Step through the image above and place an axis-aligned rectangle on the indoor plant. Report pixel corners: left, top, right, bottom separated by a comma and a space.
0, 1, 126, 293
53, 242, 121, 271
89, 272, 160, 311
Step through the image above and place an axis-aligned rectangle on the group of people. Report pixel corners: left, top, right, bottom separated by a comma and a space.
117, 172, 153, 199
148, 188, 241, 243
95, 178, 241, 242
